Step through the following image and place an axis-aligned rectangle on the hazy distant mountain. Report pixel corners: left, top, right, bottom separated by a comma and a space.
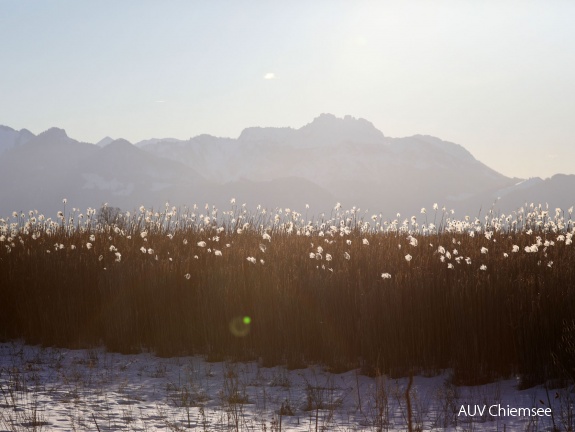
0, 128, 98, 213
135, 114, 523, 217
0, 115, 573, 218
0, 125, 336, 216
0, 125, 34, 156
453, 174, 575, 217
95, 136, 115, 147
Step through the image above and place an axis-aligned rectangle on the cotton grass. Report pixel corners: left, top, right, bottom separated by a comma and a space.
0, 201, 574, 386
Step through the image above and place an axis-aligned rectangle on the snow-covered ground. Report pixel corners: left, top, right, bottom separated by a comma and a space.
0, 342, 572, 431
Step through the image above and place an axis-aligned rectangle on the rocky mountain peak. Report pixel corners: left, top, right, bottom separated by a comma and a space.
38, 127, 69, 140
299, 113, 385, 144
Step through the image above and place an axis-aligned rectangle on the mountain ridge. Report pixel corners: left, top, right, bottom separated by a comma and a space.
0, 115, 573, 218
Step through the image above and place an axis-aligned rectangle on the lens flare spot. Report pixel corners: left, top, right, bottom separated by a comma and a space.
229, 316, 251, 337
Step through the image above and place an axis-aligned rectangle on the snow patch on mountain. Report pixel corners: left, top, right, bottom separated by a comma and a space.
496, 177, 544, 198
82, 173, 135, 196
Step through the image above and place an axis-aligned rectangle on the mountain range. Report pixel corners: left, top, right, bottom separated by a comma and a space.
1, 114, 573, 219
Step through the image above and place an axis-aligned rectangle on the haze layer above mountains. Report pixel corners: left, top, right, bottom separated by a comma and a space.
1, 114, 573, 219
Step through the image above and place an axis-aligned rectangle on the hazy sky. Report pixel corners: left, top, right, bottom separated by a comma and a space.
1, 1, 574, 179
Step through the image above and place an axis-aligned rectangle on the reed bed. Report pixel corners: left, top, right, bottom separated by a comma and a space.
1, 201, 574, 386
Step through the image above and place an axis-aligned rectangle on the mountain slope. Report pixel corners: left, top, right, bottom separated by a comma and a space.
0, 128, 99, 212
136, 114, 519, 216
0, 125, 35, 156
69, 138, 211, 210
454, 175, 575, 217
0, 116, 573, 218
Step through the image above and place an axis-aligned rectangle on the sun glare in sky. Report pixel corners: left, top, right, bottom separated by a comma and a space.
1, 1, 574, 179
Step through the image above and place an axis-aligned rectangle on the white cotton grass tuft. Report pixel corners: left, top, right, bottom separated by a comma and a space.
381, 273, 391, 279
405, 254, 412, 262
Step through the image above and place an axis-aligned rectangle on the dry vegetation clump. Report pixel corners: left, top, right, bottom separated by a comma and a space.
1, 201, 575, 386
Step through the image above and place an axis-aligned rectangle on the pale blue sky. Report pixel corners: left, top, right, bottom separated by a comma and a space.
1, 1, 574, 179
